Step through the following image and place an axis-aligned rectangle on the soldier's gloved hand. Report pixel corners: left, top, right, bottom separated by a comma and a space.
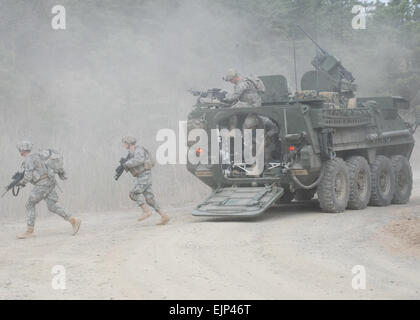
17, 181, 26, 188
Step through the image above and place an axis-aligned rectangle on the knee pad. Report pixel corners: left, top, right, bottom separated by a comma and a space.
47, 203, 58, 212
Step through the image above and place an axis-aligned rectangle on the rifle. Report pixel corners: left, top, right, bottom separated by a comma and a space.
114, 154, 132, 181
188, 88, 228, 101
297, 25, 355, 83
2, 171, 25, 198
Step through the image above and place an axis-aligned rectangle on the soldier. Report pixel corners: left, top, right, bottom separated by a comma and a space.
121, 136, 170, 225
15, 141, 81, 239
222, 68, 265, 108
242, 114, 279, 164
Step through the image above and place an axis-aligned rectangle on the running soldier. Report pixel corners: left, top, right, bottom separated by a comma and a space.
120, 136, 170, 225
15, 141, 81, 239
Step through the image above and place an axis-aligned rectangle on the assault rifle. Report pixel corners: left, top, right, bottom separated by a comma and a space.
114, 154, 132, 181
2, 171, 25, 197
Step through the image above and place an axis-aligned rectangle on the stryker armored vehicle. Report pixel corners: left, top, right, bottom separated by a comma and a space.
186, 28, 419, 217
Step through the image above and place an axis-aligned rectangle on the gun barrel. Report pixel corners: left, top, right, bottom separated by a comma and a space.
297, 25, 327, 54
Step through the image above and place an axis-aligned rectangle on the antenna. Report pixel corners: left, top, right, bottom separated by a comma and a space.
292, 26, 299, 105
314, 16, 320, 95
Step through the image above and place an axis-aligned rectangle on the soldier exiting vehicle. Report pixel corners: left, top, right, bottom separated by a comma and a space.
14, 141, 81, 239
118, 136, 170, 225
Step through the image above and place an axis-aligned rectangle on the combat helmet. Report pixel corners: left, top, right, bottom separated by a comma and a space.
223, 68, 239, 82
122, 135, 137, 145
243, 114, 259, 130
16, 140, 33, 152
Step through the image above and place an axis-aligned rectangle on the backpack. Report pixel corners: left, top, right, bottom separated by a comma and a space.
39, 149, 65, 175
245, 75, 266, 94
142, 146, 155, 170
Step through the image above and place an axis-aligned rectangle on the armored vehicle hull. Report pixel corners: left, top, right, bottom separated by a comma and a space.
187, 31, 417, 217
187, 92, 416, 216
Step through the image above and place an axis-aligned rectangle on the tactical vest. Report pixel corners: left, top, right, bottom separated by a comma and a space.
128, 146, 155, 177
23, 153, 50, 184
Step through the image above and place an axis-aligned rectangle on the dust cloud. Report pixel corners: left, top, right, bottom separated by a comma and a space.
0, 0, 418, 221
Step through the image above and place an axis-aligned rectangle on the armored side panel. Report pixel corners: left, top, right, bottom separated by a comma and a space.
301, 70, 338, 92
259, 75, 289, 104
301, 70, 356, 93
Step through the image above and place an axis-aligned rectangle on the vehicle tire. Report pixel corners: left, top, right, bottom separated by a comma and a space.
391, 155, 412, 204
294, 189, 316, 201
345, 156, 371, 210
369, 155, 395, 206
277, 189, 294, 204
317, 158, 350, 213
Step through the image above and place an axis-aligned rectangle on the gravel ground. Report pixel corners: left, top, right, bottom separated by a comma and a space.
0, 185, 419, 299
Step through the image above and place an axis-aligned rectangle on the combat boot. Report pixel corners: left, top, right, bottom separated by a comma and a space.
17, 227, 35, 239
156, 210, 170, 225
69, 217, 82, 235
138, 204, 152, 222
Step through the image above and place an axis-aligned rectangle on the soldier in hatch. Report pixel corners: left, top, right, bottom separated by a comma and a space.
120, 136, 170, 225
15, 141, 81, 239
222, 68, 265, 108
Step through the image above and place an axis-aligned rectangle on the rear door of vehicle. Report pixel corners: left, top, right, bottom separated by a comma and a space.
193, 185, 284, 217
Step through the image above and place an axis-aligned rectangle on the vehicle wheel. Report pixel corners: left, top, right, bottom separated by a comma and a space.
277, 189, 294, 204
369, 155, 395, 206
294, 189, 316, 201
317, 158, 350, 213
345, 156, 371, 210
391, 155, 412, 204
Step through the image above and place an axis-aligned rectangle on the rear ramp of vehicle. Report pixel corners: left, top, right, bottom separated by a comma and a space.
192, 185, 284, 217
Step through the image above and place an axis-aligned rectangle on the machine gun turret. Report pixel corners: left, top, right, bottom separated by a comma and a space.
297, 25, 356, 93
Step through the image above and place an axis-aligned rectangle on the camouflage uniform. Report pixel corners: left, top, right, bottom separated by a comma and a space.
260, 116, 279, 162
125, 146, 160, 211
242, 114, 279, 163
224, 78, 262, 108
21, 153, 71, 227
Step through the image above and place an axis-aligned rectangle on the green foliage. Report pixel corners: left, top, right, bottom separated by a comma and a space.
217, 0, 420, 102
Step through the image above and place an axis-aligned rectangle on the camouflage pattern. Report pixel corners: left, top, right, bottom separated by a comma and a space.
125, 145, 160, 210
122, 135, 137, 145
223, 68, 238, 81
260, 116, 279, 162
21, 153, 71, 227
224, 78, 262, 108
242, 114, 259, 130
129, 171, 160, 210
16, 140, 33, 152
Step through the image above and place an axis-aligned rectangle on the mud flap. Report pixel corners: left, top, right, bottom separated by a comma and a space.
193, 185, 284, 217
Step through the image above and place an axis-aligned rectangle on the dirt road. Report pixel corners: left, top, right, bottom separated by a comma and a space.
1, 187, 420, 300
